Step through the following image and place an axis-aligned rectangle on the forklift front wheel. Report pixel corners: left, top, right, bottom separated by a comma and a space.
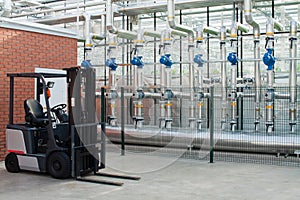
5, 153, 20, 173
47, 152, 71, 179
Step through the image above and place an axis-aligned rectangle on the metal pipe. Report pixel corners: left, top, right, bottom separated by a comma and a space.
106, 0, 118, 34
194, 25, 206, 130
84, 13, 92, 50
106, 127, 300, 155
263, 18, 275, 133
170, 29, 188, 37
131, 27, 145, 128
106, 0, 137, 40
167, 0, 194, 38
228, 23, 238, 132
220, 26, 227, 130
168, 0, 195, 128
203, 26, 219, 36
144, 30, 161, 38
273, 19, 284, 31
188, 40, 196, 128
101, 15, 106, 38
289, 20, 297, 132
1, 0, 12, 17
244, 0, 260, 40
10, 1, 106, 18
244, 0, 261, 130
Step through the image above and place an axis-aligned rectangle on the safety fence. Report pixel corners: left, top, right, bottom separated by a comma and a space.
101, 86, 300, 167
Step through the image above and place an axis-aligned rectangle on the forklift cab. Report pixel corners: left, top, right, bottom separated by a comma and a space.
5, 67, 101, 180
5, 72, 71, 178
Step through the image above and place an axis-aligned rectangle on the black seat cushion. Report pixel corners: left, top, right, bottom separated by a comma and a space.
24, 99, 49, 127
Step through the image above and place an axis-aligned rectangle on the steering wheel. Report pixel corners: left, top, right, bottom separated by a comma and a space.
50, 104, 67, 112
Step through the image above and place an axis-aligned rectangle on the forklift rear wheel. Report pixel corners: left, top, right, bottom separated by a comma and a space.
5, 153, 20, 173
47, 152, 71, 179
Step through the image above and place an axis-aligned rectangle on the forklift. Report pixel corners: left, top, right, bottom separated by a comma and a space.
5, 66, 140, 185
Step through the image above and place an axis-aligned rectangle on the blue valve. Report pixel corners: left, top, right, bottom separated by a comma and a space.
131, 56, 144, 68
160, 54, 173, 68
165, 89, 174, 100
105, 58, 118, 71
136, 90, 145, 99
263, 49, 275, 71
81, 60, 93, 68
227, 52, 238, 65
194, 54, 205, 67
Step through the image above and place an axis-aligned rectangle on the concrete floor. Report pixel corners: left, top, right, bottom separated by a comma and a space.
1, 152, 300, 200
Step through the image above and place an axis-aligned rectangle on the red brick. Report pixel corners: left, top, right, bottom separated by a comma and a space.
0, 27, 77, 160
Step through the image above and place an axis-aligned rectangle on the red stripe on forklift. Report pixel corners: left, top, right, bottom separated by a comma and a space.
8, 150, 25, 155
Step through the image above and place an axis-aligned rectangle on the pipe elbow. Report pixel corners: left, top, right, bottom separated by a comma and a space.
107, 25, 118, 34
168, 20, 176, 29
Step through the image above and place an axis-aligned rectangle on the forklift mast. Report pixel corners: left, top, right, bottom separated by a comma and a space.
65, 67, 100, 178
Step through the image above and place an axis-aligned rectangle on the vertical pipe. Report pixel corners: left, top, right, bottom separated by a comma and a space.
254, 38, 261, 130
154, 12, 157, 126
84, 13, 92, 51
239, 7, 244, 130
244, 0, 261, 130
189, 40, 196, 128
160, 35, 165, 93
289, 20, 297, 132
229, 23, 238, 132
106, 0, 118, 34
264, 18, 275, 133
220, 26, 227, 130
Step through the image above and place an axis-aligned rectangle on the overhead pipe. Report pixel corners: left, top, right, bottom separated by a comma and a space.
244, 0, 261, 130
263, 18, 276, 133
289, 20, 297, 133
203, 26, 219, 36
10, 1, 107, 18
167, 0, 196, 128
220, 26, 227, 130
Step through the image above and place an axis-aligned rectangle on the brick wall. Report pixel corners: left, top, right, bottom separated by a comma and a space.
0, 28, 77, 160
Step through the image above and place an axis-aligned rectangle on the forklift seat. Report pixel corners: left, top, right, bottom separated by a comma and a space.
24, 99, 49, 127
